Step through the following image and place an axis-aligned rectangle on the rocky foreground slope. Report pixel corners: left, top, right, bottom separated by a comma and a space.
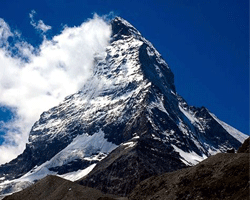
129, 152, 249, 200
2, 175, 125, 200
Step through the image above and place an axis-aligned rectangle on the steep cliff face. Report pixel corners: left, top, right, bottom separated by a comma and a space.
0, 17, 247, 197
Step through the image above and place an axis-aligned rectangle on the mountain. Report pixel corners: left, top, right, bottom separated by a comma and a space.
0, 17, 248, 197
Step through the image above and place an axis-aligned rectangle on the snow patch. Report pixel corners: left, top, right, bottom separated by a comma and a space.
179, 105, 206, 133
45, 130, 117, 168
177, 120, 189, 136
172, 145, 207, 166
58, 163, 96, 182
209, 112, 248, 143
149, 95, 169, 116
0, 130, 117, 197
122, 141, 137, 149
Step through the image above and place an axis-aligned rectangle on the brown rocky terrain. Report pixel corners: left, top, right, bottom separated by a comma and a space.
3, 175, 127, 200
129, 144, 249, 200
238, 137, 250, 153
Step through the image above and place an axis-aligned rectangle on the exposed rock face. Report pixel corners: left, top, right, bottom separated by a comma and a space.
77, 137, 186, 196
0, 17, 248, 197
129, 153, 250, 200
237, 137, 250, 153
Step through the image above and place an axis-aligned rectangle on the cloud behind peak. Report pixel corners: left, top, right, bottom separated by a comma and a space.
0, 13, 111, 164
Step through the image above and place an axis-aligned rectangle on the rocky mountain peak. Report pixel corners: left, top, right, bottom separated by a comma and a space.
0, 16, 248, 198
111, 17, 141, 39
111, 16, 176, 94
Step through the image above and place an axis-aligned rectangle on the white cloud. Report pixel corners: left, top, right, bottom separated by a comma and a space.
29, 10, 52, 33
0, 19, 13, 46
0, 14, 112, 164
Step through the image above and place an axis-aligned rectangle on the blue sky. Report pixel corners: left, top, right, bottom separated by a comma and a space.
0, 0, 248, 142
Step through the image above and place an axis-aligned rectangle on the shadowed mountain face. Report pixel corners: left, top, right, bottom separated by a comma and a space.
0, 17, 248, 197
77, 137, 187, 196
